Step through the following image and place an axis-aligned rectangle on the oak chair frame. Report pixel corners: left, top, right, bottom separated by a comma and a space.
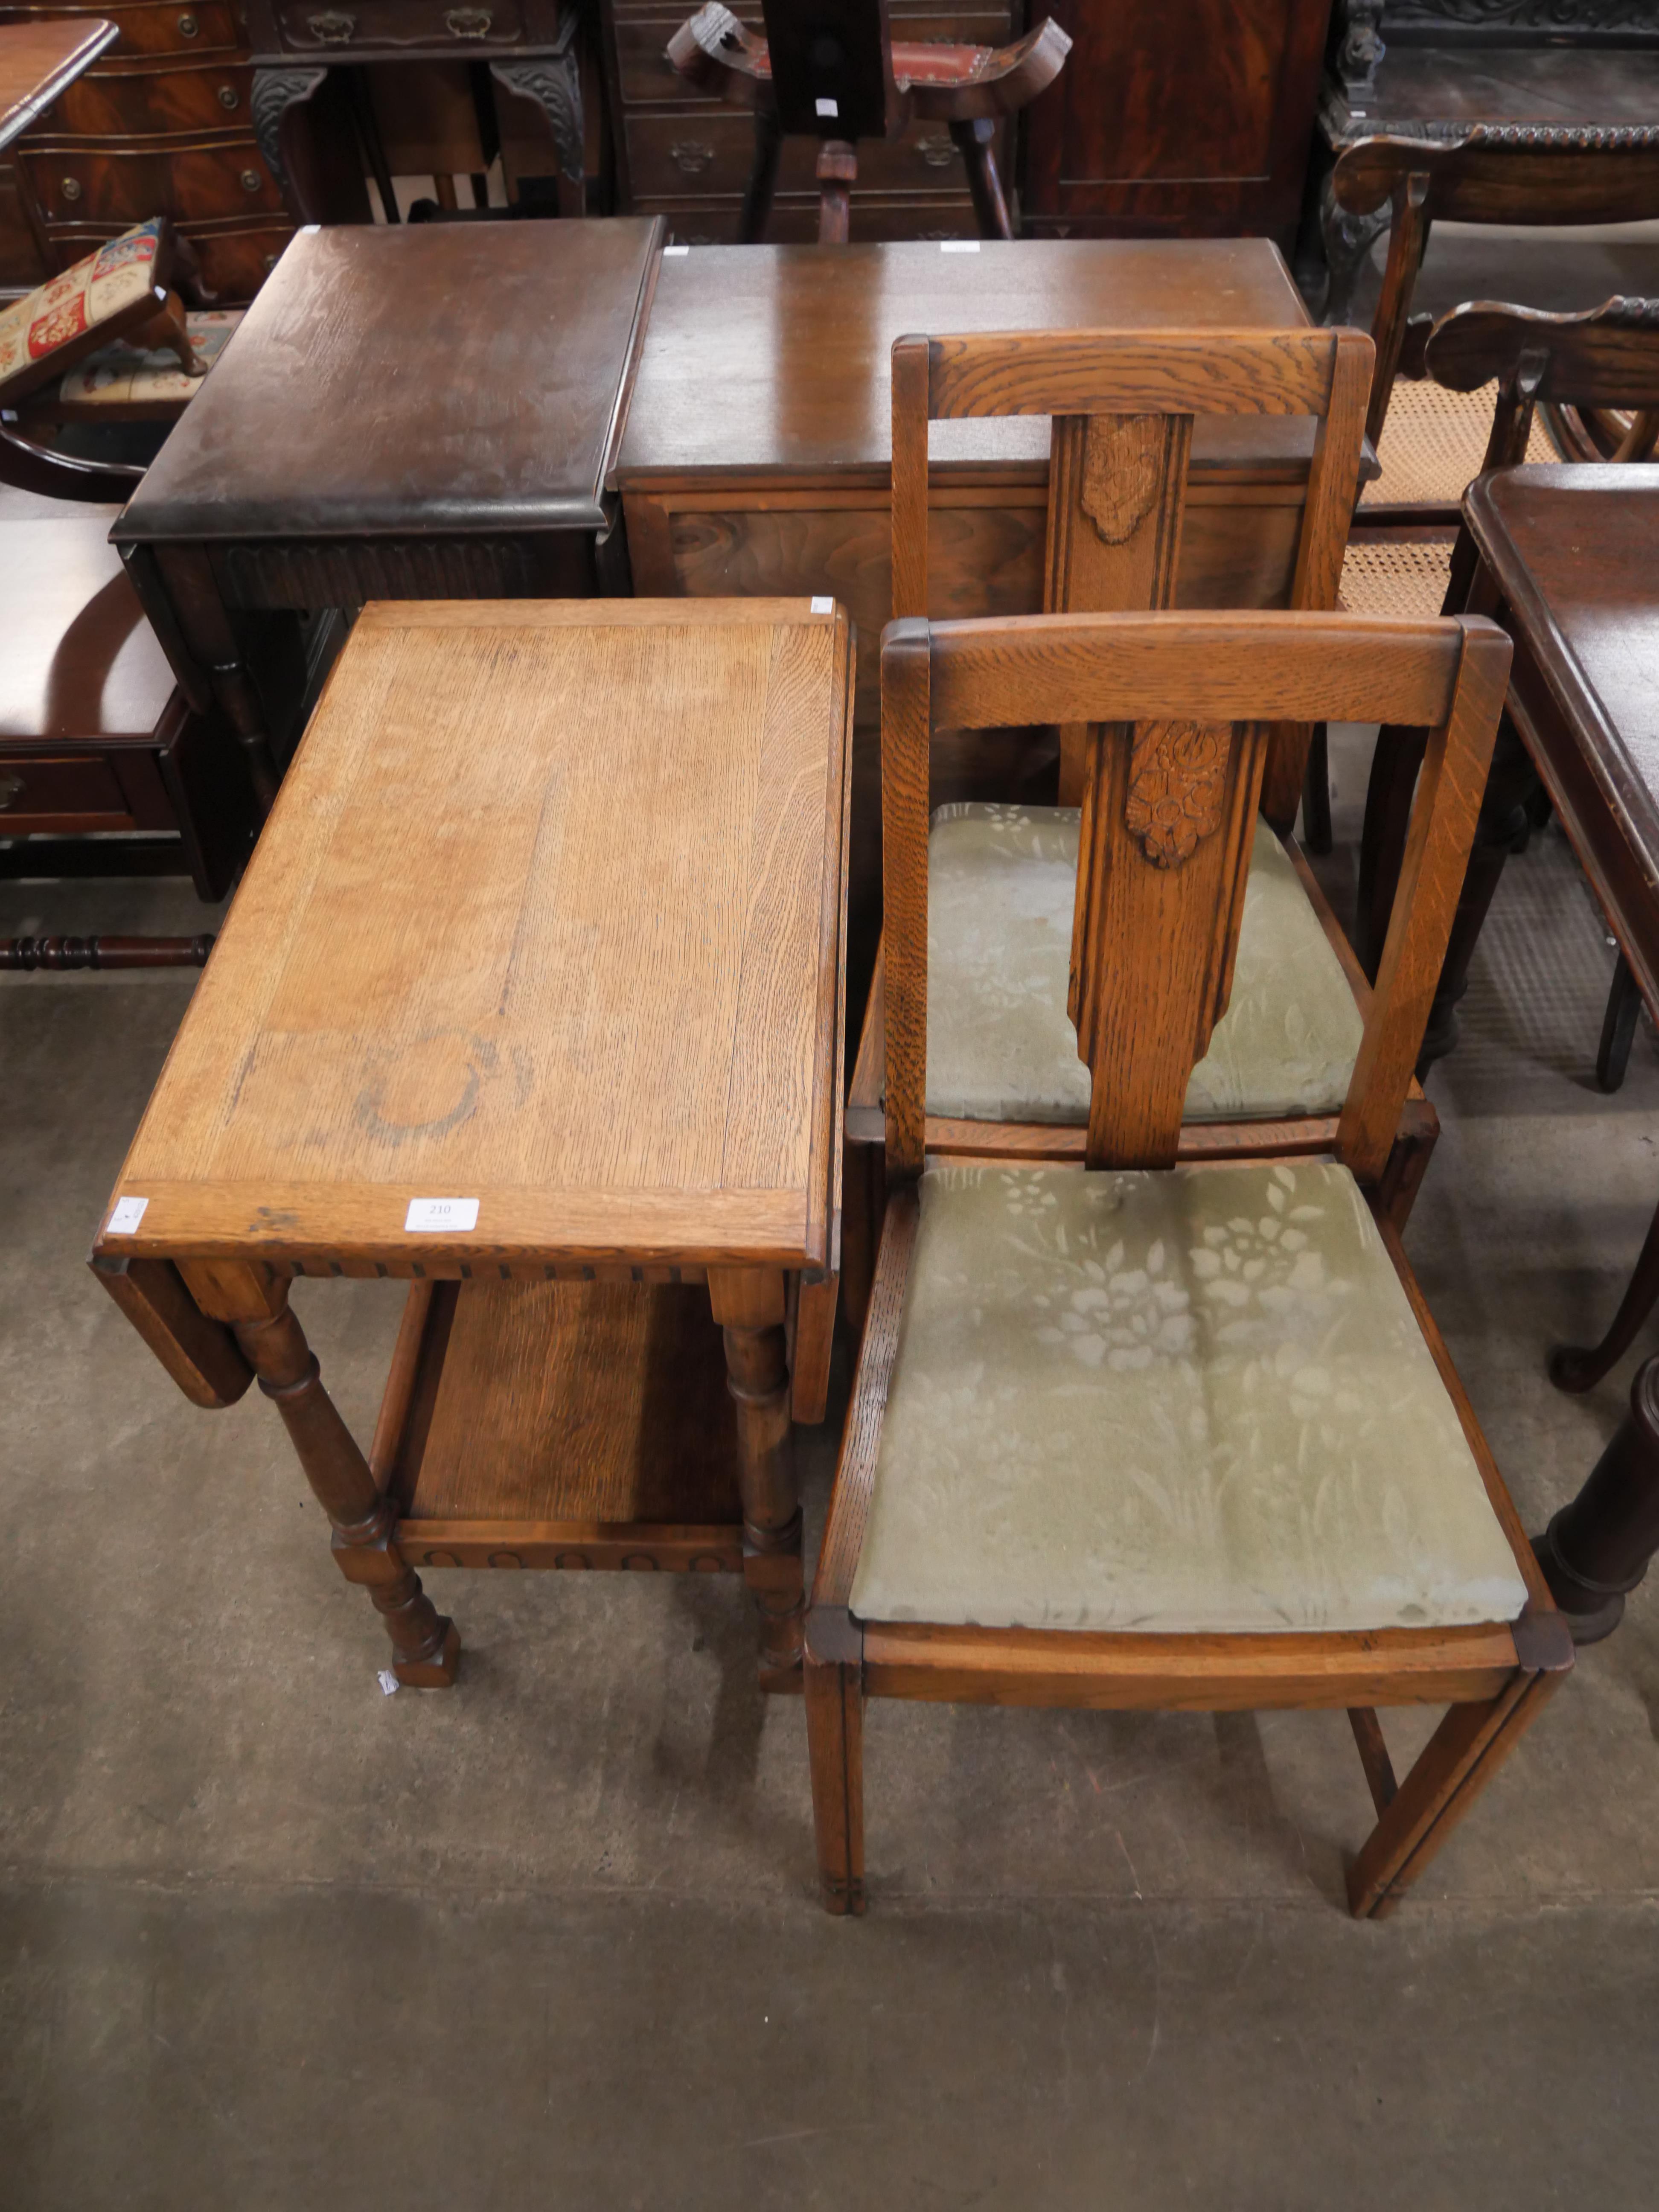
843, 324, 1449, 1325
1358, 296, 1659, 1023
1332, 132, 1659, 511
808, 605, 1571, 1921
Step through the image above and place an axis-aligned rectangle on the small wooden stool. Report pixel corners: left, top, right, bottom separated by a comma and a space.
667, 0, 1070, 243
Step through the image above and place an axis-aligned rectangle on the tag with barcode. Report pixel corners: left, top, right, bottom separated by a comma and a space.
107, 1196, 148, 1234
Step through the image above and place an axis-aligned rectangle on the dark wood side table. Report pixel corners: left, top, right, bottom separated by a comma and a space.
91, 596, 852, 1694
112, 214, 663, 810
1450, 465, 1659, 1641
244, 0, 586, 222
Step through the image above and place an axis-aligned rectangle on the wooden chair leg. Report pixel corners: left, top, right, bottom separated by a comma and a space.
739, 101, 782, 241
1550, 1187, 1659, 1394
1302, 721, 1333, 855
816, 140, 856, 244
1374, 1101, 1438, 1231
1598, 952, 1643, 1094
1347, 1668, 1564, 1919
949, 116, 1013, 239
840, 1136, 881, 1342
1416, 713, 1541, 1073
804, 1649, 866, 1913
1356, 722, 1427, 981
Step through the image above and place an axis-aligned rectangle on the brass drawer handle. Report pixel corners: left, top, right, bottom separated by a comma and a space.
60, 175, 82, 201
671, 140, 714, 175
444, 7, 493, 36
307, 10, 356, 43
177, 10, 199, 35
0, 773, 25, 811
217, 82, 239, 108
240, 168, 262, 192
916, 136, 957, 168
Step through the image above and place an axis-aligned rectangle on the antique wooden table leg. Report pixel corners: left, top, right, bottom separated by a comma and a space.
1550, 1190, 1659, 1395
710, 1266, 804, 1690
143, 545, 283, 812
181, 1260, 460, 1685
1535, 1353, 1659, 1642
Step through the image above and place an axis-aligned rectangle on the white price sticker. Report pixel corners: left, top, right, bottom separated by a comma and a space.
815, 97, 838, 117
810, 596, 833, 614
940, 240, 980, 253
377, 1669, 401, 1697
664, 243, 690, 256
107, 1196, 149, 1234
404, 1197, 479, 1233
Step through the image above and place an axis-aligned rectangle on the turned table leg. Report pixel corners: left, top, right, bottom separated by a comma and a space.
181, 1261, 460, 1685
710, 1267, 803, 1690
1535, 1354, 1659, 1644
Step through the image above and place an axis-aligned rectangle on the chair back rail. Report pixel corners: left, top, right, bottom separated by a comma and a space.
1332, 133, 1659, 451
1427, 295, 1659, 467
881, 609, 1511, 1180
890, 325, 1372, 823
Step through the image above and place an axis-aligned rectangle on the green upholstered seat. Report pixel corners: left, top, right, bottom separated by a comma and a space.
849, 1160, 1529, 1636
922, 806, 1365, 1125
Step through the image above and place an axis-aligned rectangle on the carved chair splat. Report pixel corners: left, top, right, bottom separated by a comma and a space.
841, 324, 1449, 1329
809, 603, 1570, 1922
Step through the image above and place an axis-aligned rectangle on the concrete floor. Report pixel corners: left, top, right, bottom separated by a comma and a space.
6, 751, 1659, 2207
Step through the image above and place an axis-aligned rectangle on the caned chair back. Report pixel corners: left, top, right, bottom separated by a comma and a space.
1331, 132, 1659, 452
1426, 295, 1659, 469
880, 608, 1511, 1178
889, 326, 1372, 821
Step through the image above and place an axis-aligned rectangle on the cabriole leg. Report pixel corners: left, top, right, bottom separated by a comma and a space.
181, 1261, 459, 1686
711, 1267, 803, 1689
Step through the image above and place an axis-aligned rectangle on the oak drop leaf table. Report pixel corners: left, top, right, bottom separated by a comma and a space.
91, 598, 853, 1693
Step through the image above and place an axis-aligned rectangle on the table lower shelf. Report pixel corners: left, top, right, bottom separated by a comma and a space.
377, 1276, 746, 1573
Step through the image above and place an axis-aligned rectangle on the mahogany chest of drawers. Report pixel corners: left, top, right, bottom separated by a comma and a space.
0, 0, 294, 301
600, 0, 1015, 241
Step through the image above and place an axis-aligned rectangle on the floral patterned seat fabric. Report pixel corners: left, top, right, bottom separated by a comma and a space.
922, 805, 1365, 1125
0, 221, 170, 402
848, 1160, 1529, 1635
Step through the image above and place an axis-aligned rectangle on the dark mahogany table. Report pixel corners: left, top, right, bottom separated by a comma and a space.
1459, 465, 1659, 1640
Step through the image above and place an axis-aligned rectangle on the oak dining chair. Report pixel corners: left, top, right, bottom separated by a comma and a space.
807, 603, 1570, 1921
